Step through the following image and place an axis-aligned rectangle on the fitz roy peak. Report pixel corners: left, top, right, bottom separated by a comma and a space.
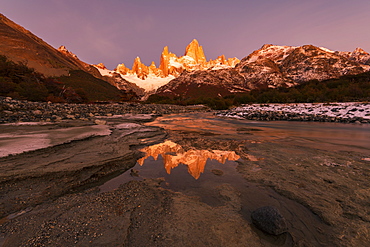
117, 39, 240, 78
95, 39, 240, 93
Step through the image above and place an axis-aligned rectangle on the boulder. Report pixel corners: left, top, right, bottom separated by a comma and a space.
251, 206, 288, 235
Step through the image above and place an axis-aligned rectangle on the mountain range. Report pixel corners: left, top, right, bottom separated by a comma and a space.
153, 44, 370, 99
94, 39, 240, 96
1, 13, 370, 103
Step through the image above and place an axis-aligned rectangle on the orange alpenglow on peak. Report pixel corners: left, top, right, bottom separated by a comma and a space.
184, 39, 207, 64
94, 63, 107, 70
115, 39, 240, 80
131, 57, 149, 79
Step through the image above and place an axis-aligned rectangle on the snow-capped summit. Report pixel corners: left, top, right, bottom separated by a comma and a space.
242, 44, 297, 64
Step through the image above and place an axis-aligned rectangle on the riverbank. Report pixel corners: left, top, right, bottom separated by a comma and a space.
217, 102, 370, 123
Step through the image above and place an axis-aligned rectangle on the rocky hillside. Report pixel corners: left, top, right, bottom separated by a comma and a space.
154, 44, 370, 99
0, 13, 90, 77
0, 13, 141, 101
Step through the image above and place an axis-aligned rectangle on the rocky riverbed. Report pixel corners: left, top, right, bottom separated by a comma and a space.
1, 99, 370, 246
0, 97, 209, 124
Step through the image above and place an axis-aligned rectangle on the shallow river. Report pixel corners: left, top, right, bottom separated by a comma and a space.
100, 113, 370, 246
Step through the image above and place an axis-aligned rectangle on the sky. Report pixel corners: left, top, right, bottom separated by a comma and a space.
1, 0, 370, 69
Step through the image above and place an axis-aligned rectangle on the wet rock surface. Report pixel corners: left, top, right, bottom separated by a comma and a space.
0, 116, 166, 219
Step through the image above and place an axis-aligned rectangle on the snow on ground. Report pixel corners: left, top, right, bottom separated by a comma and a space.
94, 66, 174, 92
211, 64, 233, 70
319, 47, 335, 53
223, 102, 370, 120
121, 74, 175, 92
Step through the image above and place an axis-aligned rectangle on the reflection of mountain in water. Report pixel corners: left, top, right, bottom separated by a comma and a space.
137, 140, 240, 179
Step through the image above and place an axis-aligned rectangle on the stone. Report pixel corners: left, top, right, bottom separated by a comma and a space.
33, 110, 42, 115
130, 169, 139, 177
94, 120, 107, 125
251, 206, 288, 235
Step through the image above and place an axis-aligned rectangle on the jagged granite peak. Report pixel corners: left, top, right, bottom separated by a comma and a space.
116, 63, 130, 75
131, 56, 150, 80
184, 39, 207, 64
149, 61, 163, 77
94, 63, 107, 70
106, 39, 239, 92
159, 46, 180, 77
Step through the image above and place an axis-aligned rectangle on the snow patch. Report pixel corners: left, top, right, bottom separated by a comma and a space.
221, 102, 370, 120
121, 74, 175, 92
169, 57, 183, 68
319, 47, 335, 53
211, 64, 233, 70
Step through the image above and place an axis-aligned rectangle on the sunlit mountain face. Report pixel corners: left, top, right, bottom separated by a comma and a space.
137, 140, 240, 179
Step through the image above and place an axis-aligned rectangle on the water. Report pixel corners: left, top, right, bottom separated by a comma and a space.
146, 112, 370, 154
99, 113, 370, 246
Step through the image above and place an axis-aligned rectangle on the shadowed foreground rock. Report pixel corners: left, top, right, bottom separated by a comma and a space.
251, 206, 288, 235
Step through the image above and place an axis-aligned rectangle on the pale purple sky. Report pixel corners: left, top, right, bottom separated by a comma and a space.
1, 0, 370, 69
